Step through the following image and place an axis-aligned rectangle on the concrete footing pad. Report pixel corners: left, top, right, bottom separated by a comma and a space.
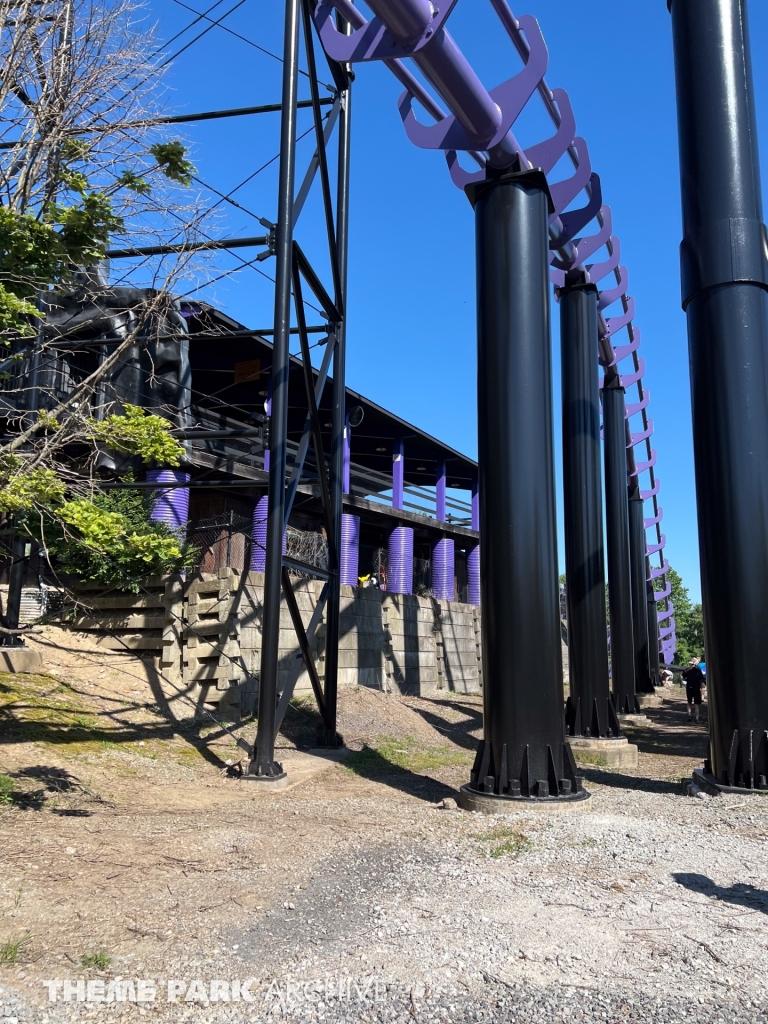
0, 647, 42, 674
637, 693, 663, 709
458, 784, 591, 815
618, 712, 649, 726
241, 770, 289, 788
568, 735, 639, 768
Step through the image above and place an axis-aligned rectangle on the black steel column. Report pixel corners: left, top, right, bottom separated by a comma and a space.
560, 276, 618, 738
250, 0, 300, 780
461, 170, 586, 805
646, 574, 661, 688
602, 379, 637, 715
628, 481, 653, 694
670, 0, 768, 789
320, 28, 351, 749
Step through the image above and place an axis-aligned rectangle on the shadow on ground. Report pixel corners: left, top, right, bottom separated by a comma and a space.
404, 696, 483, 752
341, 743, 458, 802
0, 672, 228, 770
673, 872, 768, 914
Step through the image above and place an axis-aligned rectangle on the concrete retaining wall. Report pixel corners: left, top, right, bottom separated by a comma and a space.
62, 570, 483, 716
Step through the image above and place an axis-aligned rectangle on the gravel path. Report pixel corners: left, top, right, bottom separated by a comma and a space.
1, 669, 767, 1024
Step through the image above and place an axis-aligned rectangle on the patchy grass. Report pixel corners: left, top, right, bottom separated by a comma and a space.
0, 672, 119, 752
0, 774, 14, 805
573, 751, 608, 767
343, 735, 474, 778
0, 936, 29, 965
472, 824, 532, 859
0, 672, 176, 761
81, 950, 111, 970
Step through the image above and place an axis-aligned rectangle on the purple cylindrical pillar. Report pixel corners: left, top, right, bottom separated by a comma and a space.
388, 525, 414, 595
467, 476, 480, 605
432, 538, 455, 601
432, 462, 455, 600
340, 513, 360, 586
251, 491, 287, 572
251, 494, 270, 573
147, 469, 190, 534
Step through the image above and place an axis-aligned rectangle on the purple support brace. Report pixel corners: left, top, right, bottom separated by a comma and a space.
432, 462, 455, 600
343, 414, 351, 494
388, 438, 413, 593
339, 415, 360, 585
147, 469, 190, 534
392, 438, 404, 510
467, 476, 480, 606
251, 384, 285, 572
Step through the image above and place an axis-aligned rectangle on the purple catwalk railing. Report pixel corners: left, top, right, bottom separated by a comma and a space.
432, 462, 455, 600
147, 469, 190, 533
340, 415, 360, 585
467, 478, 480, 606
313, 0, 674, 659
388, 438, 414, 594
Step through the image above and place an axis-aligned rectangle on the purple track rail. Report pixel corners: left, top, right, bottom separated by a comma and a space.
313, 0, 676, 663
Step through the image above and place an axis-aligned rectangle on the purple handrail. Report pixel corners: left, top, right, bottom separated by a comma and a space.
314, 0, 675, 660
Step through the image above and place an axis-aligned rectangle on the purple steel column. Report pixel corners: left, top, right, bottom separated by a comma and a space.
467, 477, 480, 606
432, 461, 455, 600
147, 469, 190, 533
251, 388, 285, 571
340, 414, 360, 586
388, 438, 414, 595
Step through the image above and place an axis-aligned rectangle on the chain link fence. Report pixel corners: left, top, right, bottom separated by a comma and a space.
187, 513, 329, 578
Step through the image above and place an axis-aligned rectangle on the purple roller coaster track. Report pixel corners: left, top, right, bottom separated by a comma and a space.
312, 0, 676, 663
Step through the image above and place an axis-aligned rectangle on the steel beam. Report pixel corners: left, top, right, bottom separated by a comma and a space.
602, 380, 637, 715
670, 0, 768, 789
317, 7, 351, 748
460, 169, 586, 806
249, 0, 300, 782
560, 276, 617, 738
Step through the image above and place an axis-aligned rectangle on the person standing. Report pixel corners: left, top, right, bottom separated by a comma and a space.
682, 656, 705, 723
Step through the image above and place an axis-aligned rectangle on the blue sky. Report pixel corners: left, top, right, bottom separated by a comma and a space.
145, 0, 768, 603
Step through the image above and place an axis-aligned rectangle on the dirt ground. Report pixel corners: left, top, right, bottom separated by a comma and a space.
1, 626, 767, 1024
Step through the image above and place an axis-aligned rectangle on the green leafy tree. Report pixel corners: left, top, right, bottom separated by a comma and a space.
0, 0, 211, 592
54, 487, 197, 593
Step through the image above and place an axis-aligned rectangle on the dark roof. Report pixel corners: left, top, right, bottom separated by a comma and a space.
182, 302, 477, 491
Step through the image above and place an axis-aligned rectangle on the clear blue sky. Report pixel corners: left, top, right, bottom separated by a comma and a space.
146, 0, 768, 604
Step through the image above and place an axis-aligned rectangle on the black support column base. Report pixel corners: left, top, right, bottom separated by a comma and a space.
465, 739, 587, 802
691, 766, 768, 796
315, 726, 344, 748
613, 691, 641, 716
565, 694, 622, 738
244, 759, 288, 785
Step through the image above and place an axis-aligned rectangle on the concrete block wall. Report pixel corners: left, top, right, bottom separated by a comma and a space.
63, 570, 483, 708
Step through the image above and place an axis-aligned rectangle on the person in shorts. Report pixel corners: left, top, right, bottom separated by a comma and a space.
682, 656, 705, 723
